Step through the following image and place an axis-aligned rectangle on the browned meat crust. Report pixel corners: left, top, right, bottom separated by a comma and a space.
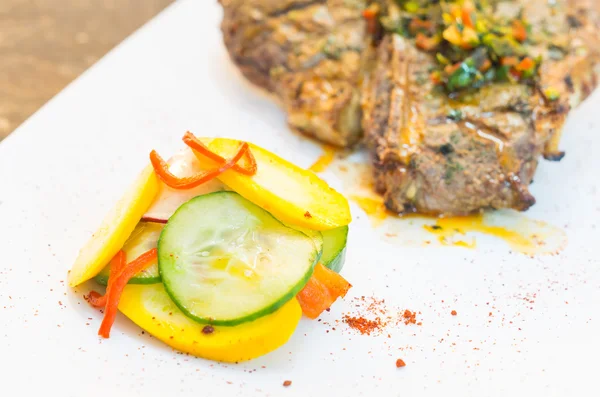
362, 0, 600, 215
220, 0, 368, 147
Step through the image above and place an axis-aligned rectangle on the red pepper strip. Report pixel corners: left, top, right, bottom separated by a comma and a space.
98, 248, 158, 338
461, 9, 474, 29
87, 250, 126, 308
415, 33, 440, 52
501, 56, 519, 67
296, 263, 351, 319
362, 8, 376, 19
362, 9, 378, 35
150, 141, 249, 189
512, 20, 527, 43
182, 132, 257, 176
409, 18, 435, 35
479, 59, 492, 73
430, 71, 443, 85
445, 63, 462, 75
509, 68, 523, 80
516, 57, 535, 72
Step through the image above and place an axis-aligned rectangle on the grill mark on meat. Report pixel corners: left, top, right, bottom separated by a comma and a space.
381, 38, 423, 165
268, 0, 327, 17
459, 122, 506, 164
400, 56, 412, 164
400, 56, 423, 165
457, 118, 522, 185
235, 58, 273, 77
567, 15, 583, 28
460, 118, 509, 142
563, 75, 575, 93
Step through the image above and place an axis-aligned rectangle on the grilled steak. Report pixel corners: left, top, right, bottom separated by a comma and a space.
362, 0, 600, 215
220, 0, 600, 215
220, 0, 368, 147
363, 45, 538, 214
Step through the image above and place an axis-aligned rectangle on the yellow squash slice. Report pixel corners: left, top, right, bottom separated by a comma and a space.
191, 138, 351, 231
119, 283, 302, 363
68, 165, 159, 287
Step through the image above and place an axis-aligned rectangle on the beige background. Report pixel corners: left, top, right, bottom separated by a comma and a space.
0, 0, 174, 140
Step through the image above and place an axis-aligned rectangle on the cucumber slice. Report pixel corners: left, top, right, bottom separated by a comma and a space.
158, 191, 318, 326
321, 226, 348, 273
94, 222, 163, 285
303, 229, 324, 263
282, 222, 323, 263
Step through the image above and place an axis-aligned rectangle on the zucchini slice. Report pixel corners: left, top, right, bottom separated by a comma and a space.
118, 283, 302, 363
158, 192, 318, 326
321, 226, 348, 273
94, 222, 163, 285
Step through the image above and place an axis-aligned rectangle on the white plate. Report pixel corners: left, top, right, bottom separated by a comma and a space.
1, 1, 599, 396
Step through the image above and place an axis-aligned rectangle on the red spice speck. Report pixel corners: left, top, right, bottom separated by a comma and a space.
396, 359, 406, 368
283, 380, 292, 387
304, 211, 312, 219
202, 325, 215, 335
451, 310, 457, 316
403, 310, 417, 325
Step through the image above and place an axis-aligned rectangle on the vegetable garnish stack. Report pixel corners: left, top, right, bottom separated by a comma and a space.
68, 132, 352, 362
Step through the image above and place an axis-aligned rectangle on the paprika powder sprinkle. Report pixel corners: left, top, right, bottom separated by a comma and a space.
402, 309, 417, 325
451, 310, 458, 316
341, 297, 421, 335
396, 358, 406, 368
343, 315, 382, 335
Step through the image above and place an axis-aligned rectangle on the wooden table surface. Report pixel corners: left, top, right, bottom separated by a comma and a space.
0, 0, 174, 140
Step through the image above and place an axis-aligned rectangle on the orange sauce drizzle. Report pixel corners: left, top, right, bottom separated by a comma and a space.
330, 154, 565, 255
423, 213, 552, 253
349, 195, 390, 226
308, 145, 336, 173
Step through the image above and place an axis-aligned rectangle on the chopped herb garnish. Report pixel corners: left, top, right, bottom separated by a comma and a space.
379, 0, 540, 93
544, 87, 560, 101
444, 160, 465, 183
447, 109, 463, 121
450, 131, 461, 144
439, 143, 455, 155
323, 36, 342, 59
447, 60, 480, 91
